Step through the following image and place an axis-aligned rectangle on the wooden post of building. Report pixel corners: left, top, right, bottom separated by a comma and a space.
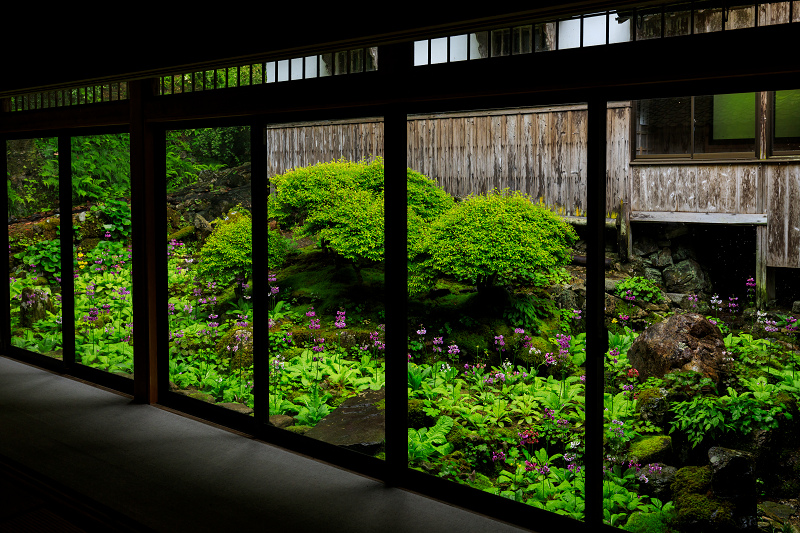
130, 79, 160, 404
756, 91, 776, 308
617, 199, 632, 262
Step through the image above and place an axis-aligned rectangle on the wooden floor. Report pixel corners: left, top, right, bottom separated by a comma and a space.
0, 456, 151, 533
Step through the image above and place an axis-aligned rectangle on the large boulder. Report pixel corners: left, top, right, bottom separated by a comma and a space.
627, 313, 727, 384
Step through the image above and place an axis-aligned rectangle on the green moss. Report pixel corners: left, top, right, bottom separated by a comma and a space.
629, 435, 672, 464
446, 421, 479, 451
623, 512, 669, 533
168, 225, 195, 242
672, 465, 711, 494
373, 398, 385, 411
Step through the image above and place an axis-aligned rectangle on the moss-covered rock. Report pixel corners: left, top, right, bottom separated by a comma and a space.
671, 465, 738, 532
629, 435, 673, 465
168, 225, 195, 242
623, 511, 670, 533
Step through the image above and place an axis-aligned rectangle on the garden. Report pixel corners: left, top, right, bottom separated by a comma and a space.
7, 133, 800, 532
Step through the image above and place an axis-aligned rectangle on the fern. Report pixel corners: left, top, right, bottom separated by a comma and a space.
408, 415, 455, 463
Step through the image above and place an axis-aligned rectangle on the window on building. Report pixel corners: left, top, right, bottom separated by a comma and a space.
634, 93, 758, 159
774, 89, 800, 153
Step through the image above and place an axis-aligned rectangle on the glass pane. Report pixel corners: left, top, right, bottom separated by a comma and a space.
694, 5, 724, 33
277, 60, 290, 82
726, 4, 755, 29
266, 62, 277, 83
449, 34, 468, 62
608, 11, 632, 43
366, 47, 378, 71
166, 126, 253, 413
634, 10, 663, 41
693, 93, 756, 155
72, 134, 133, 376
305, 56, 318, 78
558, 18, 581, 49
534, 22, 557, 51
414, 40, 429, 66
583, 14, 607, 47
759, 1, 792, 25
320, 54, 333, 77
266, 119, 385, 457
491, 28, 511, 56
350, 49, 364, 73
430, 38, 448, 64
407, 106, 585, 521
512, 25, 532, 55
469, 32, 489, 59
635, 97, 692, 156
291, 58, 303, 80
7, 137, 62, 358
664, 5, 692, 36
774, 89, 800, 152
334, 51, 348, 75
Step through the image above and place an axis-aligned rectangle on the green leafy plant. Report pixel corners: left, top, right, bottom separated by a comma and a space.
408, 415, 455, 464
615, 276, 664, 304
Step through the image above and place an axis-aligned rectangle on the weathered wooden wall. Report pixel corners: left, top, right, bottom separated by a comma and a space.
631, 164, 761, 214
266, 118, 384, 177
766, 164, 800, 268
406, 103, 630, 216
268, 104, 630, 217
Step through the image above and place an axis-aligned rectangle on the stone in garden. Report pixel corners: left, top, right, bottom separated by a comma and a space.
19, 287, 55, 327
637, 463, 677, 502
633, 236, 660, 256
604, 278, 621, 293
644, 267, 663, 286
269, 414, 295, 428
792, 300, 800, 314
627, 312, 727, 384
672, 243, 696, 262
651, 247, 673, 268
666, 293, 689, 309
708, 447, 756, 507
305, 388, 385, 456
671, 464, 755, 532
662, 259, 709, 294
758, 501, 796, 526
193, 213, 213, 243
217, 402, 254, 416
636, 387, 671, 428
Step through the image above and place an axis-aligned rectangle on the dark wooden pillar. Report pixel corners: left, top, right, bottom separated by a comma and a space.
381, 41, 412, 487
130, 79, 160, 404
585, 97, 608, 526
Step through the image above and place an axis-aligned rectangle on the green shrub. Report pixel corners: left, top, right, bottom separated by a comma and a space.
268, 158, 384, 231
406, 169, 455, 221
196, 207, 251, 284
268, 229, 291, 270
410, 188, 577, 295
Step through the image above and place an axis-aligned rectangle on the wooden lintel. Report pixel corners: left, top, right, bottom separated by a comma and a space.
630, 211, 768, 225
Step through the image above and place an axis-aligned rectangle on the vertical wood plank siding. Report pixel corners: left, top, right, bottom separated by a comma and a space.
265, 105, 800, 268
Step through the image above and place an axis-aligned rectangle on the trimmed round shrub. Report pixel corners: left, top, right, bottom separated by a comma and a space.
410, 188, 577, 295
196, 207, 251, 284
